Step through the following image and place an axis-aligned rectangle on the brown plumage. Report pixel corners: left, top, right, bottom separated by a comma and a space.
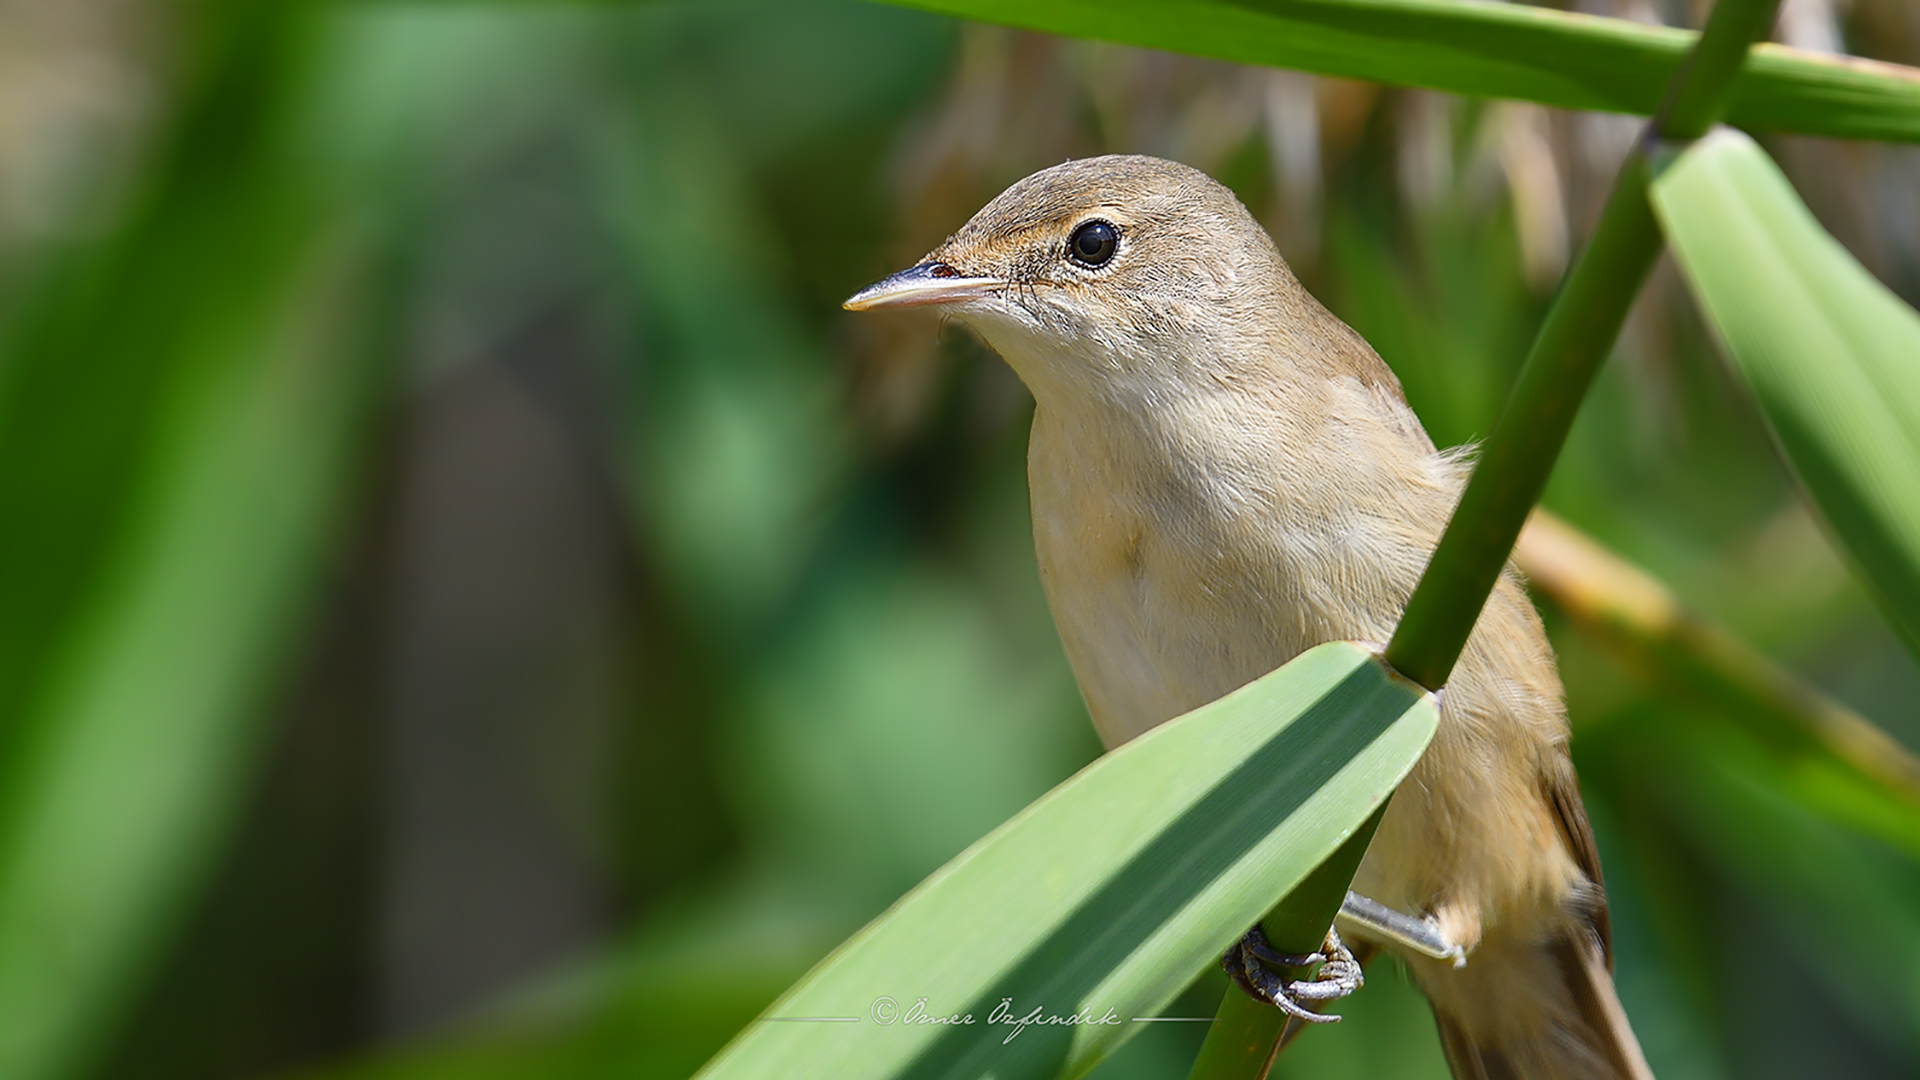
847, 154, 1653, 1080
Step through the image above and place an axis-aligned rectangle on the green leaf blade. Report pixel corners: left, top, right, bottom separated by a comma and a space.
872, 0, 1920, 143
696, 642, 1438, 1080
1651, 129, 1920, 654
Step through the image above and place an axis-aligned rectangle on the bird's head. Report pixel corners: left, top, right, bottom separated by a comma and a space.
845, 155, 1302, 405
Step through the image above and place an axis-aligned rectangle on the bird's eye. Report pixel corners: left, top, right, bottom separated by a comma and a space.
1067, 220, 1118, 268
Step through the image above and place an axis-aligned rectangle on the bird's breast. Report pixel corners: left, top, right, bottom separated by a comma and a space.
1025, 402, 1372, 747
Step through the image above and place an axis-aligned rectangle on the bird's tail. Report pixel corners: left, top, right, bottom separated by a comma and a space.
1427, 927, 1653, 1080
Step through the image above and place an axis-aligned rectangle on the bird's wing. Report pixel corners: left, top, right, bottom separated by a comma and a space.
1542, 758, 1611, 964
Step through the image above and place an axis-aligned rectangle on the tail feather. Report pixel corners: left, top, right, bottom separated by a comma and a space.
1550, 932, 1652, 1080
1427, 928, 1653, 1080
1436, 1012, 1519, 1080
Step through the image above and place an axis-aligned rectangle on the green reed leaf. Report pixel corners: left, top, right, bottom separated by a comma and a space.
694, 642, 1436, 1080
1652, 128, 1920, 655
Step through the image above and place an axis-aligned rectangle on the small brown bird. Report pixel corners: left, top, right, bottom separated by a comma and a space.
847, 155, 1652, 1080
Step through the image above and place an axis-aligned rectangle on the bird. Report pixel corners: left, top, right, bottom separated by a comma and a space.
845, 154, 1653, 1080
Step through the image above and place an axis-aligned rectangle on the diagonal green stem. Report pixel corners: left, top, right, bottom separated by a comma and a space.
1382, 150, 1662, 690
1191, 1, 1781, 1077
1383, 0, 1785, 691
1187, 806, 1384, 1077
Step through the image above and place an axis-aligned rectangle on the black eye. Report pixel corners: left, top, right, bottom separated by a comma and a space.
1068, 220, 1118, 268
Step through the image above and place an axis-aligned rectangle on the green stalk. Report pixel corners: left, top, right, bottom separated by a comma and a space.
1382, 152, 1661, 690
1187, 806, 1385, 1077
1385, 0, 1783, 691
1658, 0, 1797, 140
1190, 1, 1781, 1076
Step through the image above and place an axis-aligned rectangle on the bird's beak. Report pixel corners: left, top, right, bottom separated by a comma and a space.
843, 261, 1003, 311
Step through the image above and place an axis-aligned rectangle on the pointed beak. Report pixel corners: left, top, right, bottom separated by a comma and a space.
843, 261, 1003, 311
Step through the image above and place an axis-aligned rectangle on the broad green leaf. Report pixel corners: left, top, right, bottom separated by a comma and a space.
873, 0, 1920, 144
696, 642, 1437, 1080
1650, 129, 1920, 655
0, 9, 385, 1078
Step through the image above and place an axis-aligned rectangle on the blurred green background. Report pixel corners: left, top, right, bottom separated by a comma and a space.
1, 1, 1918, 1078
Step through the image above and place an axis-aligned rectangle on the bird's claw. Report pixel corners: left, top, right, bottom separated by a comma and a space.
1222, 925, 1362, 1024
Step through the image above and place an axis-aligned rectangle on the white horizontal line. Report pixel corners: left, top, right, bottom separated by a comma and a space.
763, 1017, 861, 1023
1130, 1017, 1216, 1022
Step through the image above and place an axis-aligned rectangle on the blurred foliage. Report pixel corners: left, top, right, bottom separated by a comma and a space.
0, 1, 1915, 1079
0, 4, 398, 1077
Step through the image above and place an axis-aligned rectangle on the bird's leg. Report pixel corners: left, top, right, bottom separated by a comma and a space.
1335, 891, 1466, 968
1222, 925, 1362, 1024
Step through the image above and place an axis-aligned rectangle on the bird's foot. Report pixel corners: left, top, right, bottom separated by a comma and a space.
1337, 890, 1466, 968
1222, 925, 1362, 1024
